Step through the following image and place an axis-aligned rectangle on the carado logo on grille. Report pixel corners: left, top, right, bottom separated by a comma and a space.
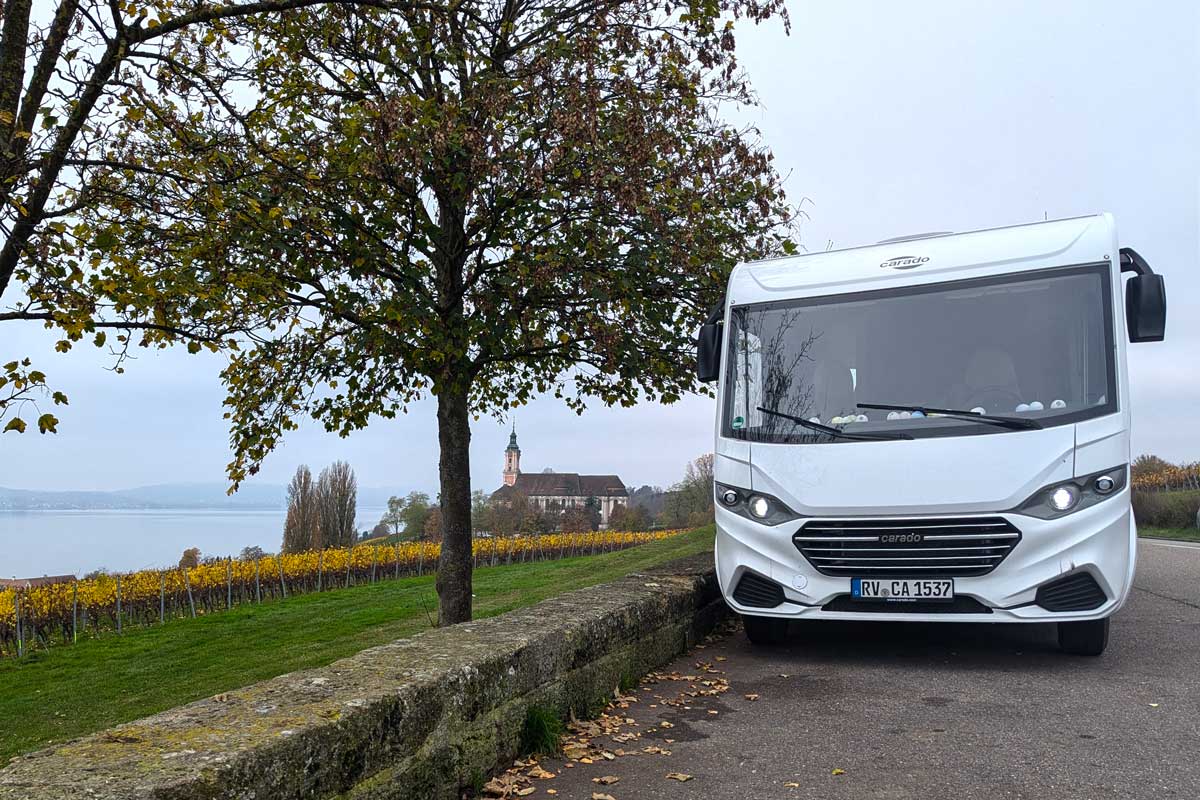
880, 255, 929, 270
880, 533, 924, 544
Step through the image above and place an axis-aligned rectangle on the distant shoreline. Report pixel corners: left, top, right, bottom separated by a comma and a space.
0, 505, 285, 512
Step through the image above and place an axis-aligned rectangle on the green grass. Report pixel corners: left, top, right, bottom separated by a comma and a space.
0, 527, 713, 761
1139, 526, 1200, 543
520, 704, 565, 756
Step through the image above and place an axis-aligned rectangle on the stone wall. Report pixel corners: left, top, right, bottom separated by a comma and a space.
0, 554, 724, 800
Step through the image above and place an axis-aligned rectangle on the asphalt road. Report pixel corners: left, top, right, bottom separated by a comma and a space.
524, 539, 1200, 800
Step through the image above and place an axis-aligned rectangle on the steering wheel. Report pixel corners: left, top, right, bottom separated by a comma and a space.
963, 386, 1024, 413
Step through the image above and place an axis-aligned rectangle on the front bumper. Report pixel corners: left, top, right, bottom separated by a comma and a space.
715, 493, 1136, 623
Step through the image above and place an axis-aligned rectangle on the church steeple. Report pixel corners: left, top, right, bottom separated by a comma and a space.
503, 422, 521, 486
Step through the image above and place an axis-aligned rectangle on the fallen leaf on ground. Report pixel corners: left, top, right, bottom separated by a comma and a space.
660, 721, 674, 729
592, 794, 617, 800
593, 776, 620, 785
527, 766, 555, 780
481, 778, 510, 796
744, 694, 760, 701
515, 788, 535, 797
832, 768, 846, 776
666, 773, 693, 782
546, 791, 557, 796
784, 782, 800, 788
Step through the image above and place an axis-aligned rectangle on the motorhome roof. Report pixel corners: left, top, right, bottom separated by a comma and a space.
730, 213, 1116, 302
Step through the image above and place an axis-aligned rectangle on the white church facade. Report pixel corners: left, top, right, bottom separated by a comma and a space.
490, 428, 628, 529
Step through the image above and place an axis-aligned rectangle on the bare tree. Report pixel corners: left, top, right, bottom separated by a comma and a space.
282, 465, 319, 553
316, 461, 357, 549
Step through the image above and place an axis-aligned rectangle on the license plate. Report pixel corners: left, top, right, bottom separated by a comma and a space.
852, 577, 954, 601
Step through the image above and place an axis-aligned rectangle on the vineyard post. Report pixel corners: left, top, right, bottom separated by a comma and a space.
72, 581, 79, 644
277, 557, 288, 598
182, 567, 196, 618
491, 538, 498, 567
116, 574, 123, 634
371, 546, 378, 583
317, 550, 324, 592
255, 559, 262, 603
506, 538, 513, 566
345, 546, 352, 588
159, 573, 165, 624
394, 541, 400, 580
473, 537, 479, 569
226, 558, 233, 610
15, 591, 22, 658
417, 542, 425, 576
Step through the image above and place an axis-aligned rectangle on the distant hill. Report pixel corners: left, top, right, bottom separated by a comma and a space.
0, 483, 404, 511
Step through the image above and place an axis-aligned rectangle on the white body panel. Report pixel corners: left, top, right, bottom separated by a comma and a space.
713, 214, 1136, 623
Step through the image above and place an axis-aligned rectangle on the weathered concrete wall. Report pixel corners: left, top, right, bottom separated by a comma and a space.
0, 555, 723, 800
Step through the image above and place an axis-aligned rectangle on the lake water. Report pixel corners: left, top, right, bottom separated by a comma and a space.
0, 507, 388, 578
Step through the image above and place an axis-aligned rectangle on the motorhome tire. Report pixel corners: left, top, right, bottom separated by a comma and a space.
1057, 616, 1110, 656
742, 614, 789, 646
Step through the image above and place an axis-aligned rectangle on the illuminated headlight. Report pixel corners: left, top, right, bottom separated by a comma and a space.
1017, 466, 1128, 519
1049, 486, 1078, 512
715, 483, 799, 526
749, 495, 771, 519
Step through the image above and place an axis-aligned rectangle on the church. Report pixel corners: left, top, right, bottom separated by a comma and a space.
490, 428, 628, 529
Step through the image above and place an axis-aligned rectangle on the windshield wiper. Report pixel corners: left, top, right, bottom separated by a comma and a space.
756, 406, 913, 441
856, 402, 1043, 430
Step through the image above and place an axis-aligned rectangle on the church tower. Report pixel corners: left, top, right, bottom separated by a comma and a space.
503, 424, 521, 486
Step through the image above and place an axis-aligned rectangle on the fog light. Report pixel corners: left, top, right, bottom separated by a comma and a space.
1094, 475, 1116, 494
749, 495, 771, 519
720, 489, 740, 506
1050, 486, 1078, 512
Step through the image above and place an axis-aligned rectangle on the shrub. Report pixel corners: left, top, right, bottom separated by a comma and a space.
1132, 489, 1200, 529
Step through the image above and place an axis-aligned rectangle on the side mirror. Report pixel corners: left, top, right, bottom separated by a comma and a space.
1126, 273, 1166, 342
697, 322, 722, 382
1120, 248, 1166, 343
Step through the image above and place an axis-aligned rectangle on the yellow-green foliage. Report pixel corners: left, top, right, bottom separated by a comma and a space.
0, 529, 684, 656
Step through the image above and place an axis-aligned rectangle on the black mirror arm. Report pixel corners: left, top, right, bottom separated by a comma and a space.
703, 296, 726, 326
1119, 247, 1154, 276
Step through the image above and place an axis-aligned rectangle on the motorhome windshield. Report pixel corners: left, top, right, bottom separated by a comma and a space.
724, 264, 1116, 442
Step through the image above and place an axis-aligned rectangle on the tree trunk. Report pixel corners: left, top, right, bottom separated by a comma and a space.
435, 381, 473, 625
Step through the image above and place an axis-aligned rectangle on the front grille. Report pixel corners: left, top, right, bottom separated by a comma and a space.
732, 571, 785, 608
794, 516, 1021, 577
822, 595, 993, 614
1036, 572, 1107, 611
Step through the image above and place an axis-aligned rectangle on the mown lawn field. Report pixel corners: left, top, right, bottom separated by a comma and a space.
1139, 526, 1200, 543
0, 526, 714, 761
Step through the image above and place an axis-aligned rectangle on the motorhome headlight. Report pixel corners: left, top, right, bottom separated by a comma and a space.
1016, 466, 1128, 520
715, 483, 798, 526
749, 495, 771, 519
1049, 486, 1078, 512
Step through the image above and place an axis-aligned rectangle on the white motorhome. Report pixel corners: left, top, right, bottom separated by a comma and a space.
696, 214, 1166, 655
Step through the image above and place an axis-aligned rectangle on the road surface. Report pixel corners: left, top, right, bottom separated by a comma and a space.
515, 538, 1200, 800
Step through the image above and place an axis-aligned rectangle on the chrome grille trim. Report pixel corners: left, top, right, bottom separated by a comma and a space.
793, 516, 1021, 577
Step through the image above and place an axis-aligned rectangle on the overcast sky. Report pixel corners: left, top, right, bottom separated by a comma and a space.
1, 0, 1196, 496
